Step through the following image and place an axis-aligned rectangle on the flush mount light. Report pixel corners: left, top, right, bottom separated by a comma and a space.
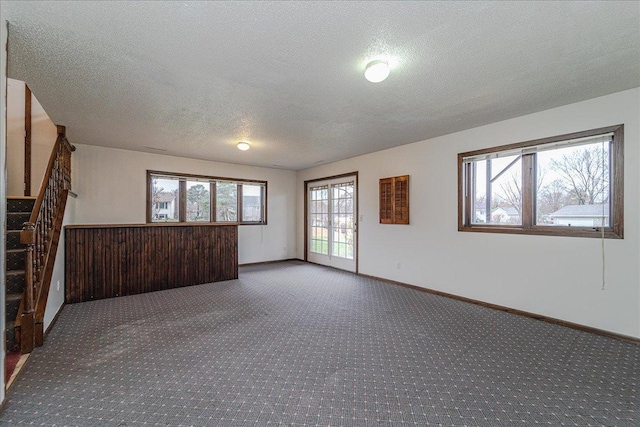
364, 60, 390, 83
237, 141, 250, 151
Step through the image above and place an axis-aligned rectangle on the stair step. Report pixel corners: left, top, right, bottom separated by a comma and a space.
5, 320, 17, 353
6, 197, 35, 354
7, 197, 36, 214
6, 293, 22, 323
6, 270, 25, 294
7, 212, 31, 231
6, 249, 25, 272
6, 230, 22, 251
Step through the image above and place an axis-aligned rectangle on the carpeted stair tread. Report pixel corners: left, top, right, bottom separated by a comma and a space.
7, 213, 31, 231
4, 320, 17, 353
7, 197, 36, 214
6, 230, 22, 250
6, 271, 26, 295
6, 249, 26, 272
5, 197, 36, 361
5, 293, 22, 322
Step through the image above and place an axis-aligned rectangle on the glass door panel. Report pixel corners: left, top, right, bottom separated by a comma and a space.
308, 177, 357, 272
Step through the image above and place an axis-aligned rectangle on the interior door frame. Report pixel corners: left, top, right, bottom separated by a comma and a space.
304, 171, 359, 273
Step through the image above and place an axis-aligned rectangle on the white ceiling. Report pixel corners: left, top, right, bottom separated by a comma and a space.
2, 1, 639, 170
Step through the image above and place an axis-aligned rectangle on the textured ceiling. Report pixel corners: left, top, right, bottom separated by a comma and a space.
2, 1, 639, 170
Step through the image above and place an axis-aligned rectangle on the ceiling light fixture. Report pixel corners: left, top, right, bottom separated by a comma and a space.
237, 141, 250, 151
364, 60, 390, 83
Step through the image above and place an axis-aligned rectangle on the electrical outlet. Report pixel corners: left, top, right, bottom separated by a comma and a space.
56, 280, 60, 291
359, 214, 364, 222
395, 261, 401, 269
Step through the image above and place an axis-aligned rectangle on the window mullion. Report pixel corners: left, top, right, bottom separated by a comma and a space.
237, 184, 244, 223
179, 179, 187, 222
485, 160, 492, 224
146, 173, 153, 222
464, 163, 472, 227
521, 154, 534, 228
210, 182, 216, 222
262, 185, 267, 224
611, 126, 624, 236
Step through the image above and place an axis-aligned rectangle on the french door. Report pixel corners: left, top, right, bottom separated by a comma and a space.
307, 175, 357, 272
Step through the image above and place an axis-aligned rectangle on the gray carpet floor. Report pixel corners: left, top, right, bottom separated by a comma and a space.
1, 261, 638, 426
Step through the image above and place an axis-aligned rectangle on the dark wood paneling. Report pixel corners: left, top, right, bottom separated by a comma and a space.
65, 224, 238, 304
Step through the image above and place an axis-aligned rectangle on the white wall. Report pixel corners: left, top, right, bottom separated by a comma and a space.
44, 195, 75, 331
30, 94, 57, 194
6, 78, 24, 196
6, 78, 57, 197
72, 144, 297, 264
296, 88, 640, 339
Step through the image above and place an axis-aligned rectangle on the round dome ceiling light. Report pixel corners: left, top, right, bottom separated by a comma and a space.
237, 141, 250, 151
364, 60, 390, 83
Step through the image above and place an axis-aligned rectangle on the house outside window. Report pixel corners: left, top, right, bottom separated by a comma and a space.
150, 177, 179, 222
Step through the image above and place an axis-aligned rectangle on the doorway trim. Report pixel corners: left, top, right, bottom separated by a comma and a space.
304, 171, 359, 273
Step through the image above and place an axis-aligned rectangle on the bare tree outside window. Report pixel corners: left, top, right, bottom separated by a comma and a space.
548, 145, 609, 205
151, 178, 163, 219
537, 143, 609, 226
537, 179, 566, 224
497, 170, 522, 222
471, 155, 522, 225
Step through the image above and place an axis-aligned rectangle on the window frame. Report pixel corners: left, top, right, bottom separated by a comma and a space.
147, 170, 267, 225
458, 125, 623, 239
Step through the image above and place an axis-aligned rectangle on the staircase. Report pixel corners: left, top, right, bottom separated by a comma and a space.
5, 197, 35, 352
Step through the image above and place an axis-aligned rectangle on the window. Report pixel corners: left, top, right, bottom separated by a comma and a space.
379, 175, 410, 224
458, 125, 623, 238
147, 171, 266, 224
186, 180, 211, 222
242, 184, 263, 222
309, 185, 329, 255
150, 176, 180, 222
216, 182, 237, 222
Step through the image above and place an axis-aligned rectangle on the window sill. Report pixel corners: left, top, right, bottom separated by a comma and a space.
147, 221, 267, 226
458, 224, 623, 239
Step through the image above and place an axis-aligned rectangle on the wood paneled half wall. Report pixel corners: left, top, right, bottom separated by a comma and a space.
65, 223, 238, 303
